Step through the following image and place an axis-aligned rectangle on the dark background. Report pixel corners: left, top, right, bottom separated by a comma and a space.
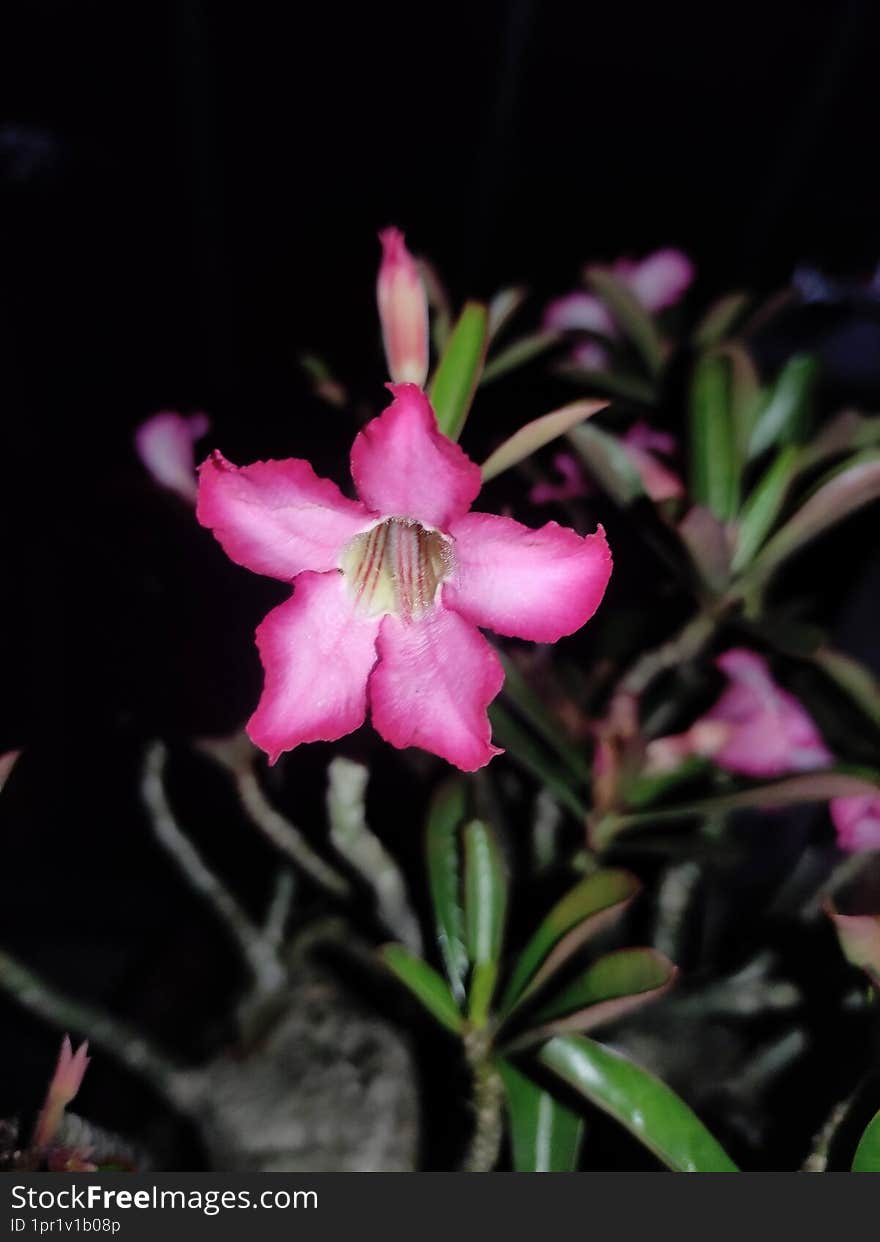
1, 0, 879, 1169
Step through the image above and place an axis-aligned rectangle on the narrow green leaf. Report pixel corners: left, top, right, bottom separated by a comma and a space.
539, 1035, 738, 1171
748, 354, 818, 459
498, 652, 590, 783
481, 399, 607, 483
464, 820, 508, 1025
624, 756, 711, 809
561, 365, 658, 405
514, 949, 676, 1047
688, 352, 739, 521
677, 505, 732, 594
798, 410, 880, 471
380, 944, 463, 1034
585, 268, 665, 376
487, 285, 527, 340
568, 421, 645, 505
852, 1110, 880, 1172
498, 1060, 584, 1172
744, 450, 880, 587
499, 870, 641, 1016
481, 331, 562, 385
813, 647, 880, 728
488, 703, 588, 820
425, 780, 469, 1003
692, 292, 750, 349
731, 444, 800, 573
429, 301, 489, 441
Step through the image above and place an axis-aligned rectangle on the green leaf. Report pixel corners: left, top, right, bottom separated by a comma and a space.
429, 301, 489, 441
499, 870, 641, 1016
826, 904, 880, 990
498, 1060, 584, 1171
812, 647, 880, 728
539, 1035, 738, 1171
688, 352, 739, 521
481, 331, 562, 385
595, 768, 880, 847
585, 268, 665, 376
731, 444, 800, 573
744, 450, 880, 587
463, 820, 508, 1025
568, 422, 645, 505
481, 399, 607, 483
677, 505, 732, 595
488, 703, 587, 820
692, 292, 750, 349
852, 1109, 880, 1172
748, 354, 818, 459
487, 285, 527, 340
380, 944, 463, 1034
425, 780, 469, 1003
561, 365, 658, 405
514, 949, 676, 1047
799, 410, 880, 471
624, 756, 711, 809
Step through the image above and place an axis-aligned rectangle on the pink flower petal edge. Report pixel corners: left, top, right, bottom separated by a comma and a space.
135, 411, 210, 504
830, 795, 880, 853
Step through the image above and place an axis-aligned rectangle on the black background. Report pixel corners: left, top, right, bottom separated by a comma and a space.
1, 0, 879, 1170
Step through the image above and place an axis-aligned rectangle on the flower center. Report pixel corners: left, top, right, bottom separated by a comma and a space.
341, 517, 453, 619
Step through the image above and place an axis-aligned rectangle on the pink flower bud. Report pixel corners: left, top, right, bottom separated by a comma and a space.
32, 1035, 90, 1150
377, 228, 429, 386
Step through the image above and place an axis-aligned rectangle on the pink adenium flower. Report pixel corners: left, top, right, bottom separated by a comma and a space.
544, 248, 694, 352
135, 410, 210, 504
32, 1036, 90, 1151
377, 228, 429, 386
197, 384, 612, 771
647, 649, 832, 779
830, 795, 880, 853
529, 452, 590, 505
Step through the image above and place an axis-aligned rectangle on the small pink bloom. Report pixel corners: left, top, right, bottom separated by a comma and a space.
690, 649, 832, 779
530, 453, 590, 505
32, 1036, 90, 1151
544, 291, 614, 337
830, 795, 880, 853
197, 384, 612, 771
377, 228, 429, 386
135, 410, 210, 504
621, 422, 685, 502
0, 749, 21, 791
571, 339, 612, 371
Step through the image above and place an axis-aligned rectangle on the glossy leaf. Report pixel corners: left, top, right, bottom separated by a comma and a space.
481, 330, 562, 385
488, 703, 587, 820
498, 1060, 584, 1172
585, 268, 665, 375
688, 352, 739, 521
826, 903, 880, 990
748, 354, 817, 459
852, 1110, 880, 1172
429, 301, 489, 441
380, 944, 463, 1034
745, 451, 880, 586
425, 780, 469, 1002
539, 1035, 739, 1171
481, 399, 607, 482
568, 421, 645, 505
463, 820, 508, 1025
731, 444, 800, 573
514, 948, 676, 1047
499, 870, 641, 1016
692, 292, 749, 349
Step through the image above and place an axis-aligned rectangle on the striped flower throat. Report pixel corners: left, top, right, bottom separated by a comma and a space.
341, 517, 454, 620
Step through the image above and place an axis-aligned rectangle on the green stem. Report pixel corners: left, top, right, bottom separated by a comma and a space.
462, 1032, 504, 1172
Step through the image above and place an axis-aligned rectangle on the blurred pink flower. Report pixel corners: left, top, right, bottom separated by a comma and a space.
530, 453, 590, 505
377, 227, 429, 386
135, 410, 210, 504
0, 749, 21, 791
621, 423, 685, 502
544, 248, 694, 344
32, 1036, 90, 1151
647, 649, 832, 779
197, 384, 612, 770
830, 795, 880, 853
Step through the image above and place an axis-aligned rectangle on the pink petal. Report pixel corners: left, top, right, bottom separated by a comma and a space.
247, 571, 380, 763
377, 227, 429, 386
369, 607, 504, 771
621, 442, 685, 502
544, 291, 615, 336
624, 422, 678, 456
529, 453, 591, 505
443, 513, 612, 643
197, 452, 373, 582
627, 249, 694, 312
350, 384, 482, 529
830, 795, 880, 853
570, 339, 611, 371
135, 411, 210, 503
0, 749, 21, 791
